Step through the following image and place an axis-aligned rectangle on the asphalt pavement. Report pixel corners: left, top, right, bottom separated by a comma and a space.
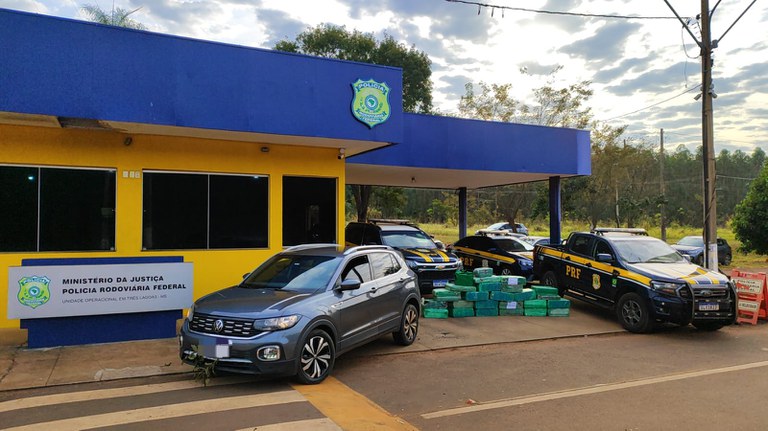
0, 301, 626, 392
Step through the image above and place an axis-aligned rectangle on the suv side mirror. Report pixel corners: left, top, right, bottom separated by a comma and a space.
434, 240, 445, 250
338, 279, 361, 291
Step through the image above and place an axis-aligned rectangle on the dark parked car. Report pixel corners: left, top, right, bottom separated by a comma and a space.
179, 244, 420, 384
671, 236, 732, 266
449, 230, 535, 280
478, 222, 529, 236
345, 219, 461, 294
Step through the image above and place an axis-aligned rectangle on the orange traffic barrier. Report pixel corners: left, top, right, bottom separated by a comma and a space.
731, 270, 767, 325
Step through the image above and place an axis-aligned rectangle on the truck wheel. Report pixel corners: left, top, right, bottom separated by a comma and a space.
616, 292, 654, 333
721, 254, 732, 266
692, 322, 724, 331
541, 271, 564, 296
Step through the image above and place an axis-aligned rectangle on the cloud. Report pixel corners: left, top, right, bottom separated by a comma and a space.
559, 20, 642, 68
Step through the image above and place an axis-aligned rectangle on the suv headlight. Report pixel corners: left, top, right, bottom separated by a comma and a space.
650, 281, 686, 296
253, 315, 300, 331
519, 259, 533, 270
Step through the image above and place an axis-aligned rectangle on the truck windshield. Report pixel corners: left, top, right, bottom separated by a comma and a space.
381, 230, 437, 249
612, 238, 686, 264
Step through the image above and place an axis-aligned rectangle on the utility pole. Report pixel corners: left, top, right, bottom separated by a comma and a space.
700, 0, 718, 271
664, 0, 756, 269
660, 128, 666, 242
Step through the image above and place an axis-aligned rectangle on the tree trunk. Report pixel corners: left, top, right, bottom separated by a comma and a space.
353, 185, 372, 222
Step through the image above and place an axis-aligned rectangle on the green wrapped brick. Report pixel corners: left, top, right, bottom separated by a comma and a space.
499, 306, 526, 316
449, 307, 475, 318
511, 288, 536, 302
422, 299, 447, 309
449, 300, 475, 309
548, 308, 571, 317
532, 286, 559, 298
463, 291, 490, 301
473, 267, 494, 278
423, 308, 449, 318
432, 288, 461, 301
474, 300, 497, 309
475, 307, 499, 317
491, 290, 515, 301
499, 300, 522, 310
524, 307, 548, 317
454, 270, 475, 286
446, 282, 477, 293
539, 294, 562, 300
503, 275, 527, 286
548, 298, 571, 309
501, 284, 524, 293
524, 299, 548, 309
475, 278, 502, 292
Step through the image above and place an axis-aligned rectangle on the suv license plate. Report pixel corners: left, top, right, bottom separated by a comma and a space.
699, 302, 719, 311
433, 280, 448, 287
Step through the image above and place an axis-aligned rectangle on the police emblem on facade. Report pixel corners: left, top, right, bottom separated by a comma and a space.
17, 276, 51, 309
351, 79, 391, 128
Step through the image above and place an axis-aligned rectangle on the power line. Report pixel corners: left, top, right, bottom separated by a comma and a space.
444, 0, 682, 20
600, 85, 702, 122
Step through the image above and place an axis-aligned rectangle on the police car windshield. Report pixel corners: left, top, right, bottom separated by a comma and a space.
381, 230, 436, 249
497, 238, 534, 252
612, 238, 686, 264
240, 255, 342, 292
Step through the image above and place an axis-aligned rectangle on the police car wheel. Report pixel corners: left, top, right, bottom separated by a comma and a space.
500, 267, 513, 276
541, 271, 564, 296
617, 292, 654, 333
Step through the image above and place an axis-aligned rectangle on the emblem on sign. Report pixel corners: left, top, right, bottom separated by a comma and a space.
351, 79, 391, 128
17, 276, 51, 309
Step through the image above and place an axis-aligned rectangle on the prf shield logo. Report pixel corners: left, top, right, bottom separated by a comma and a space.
17, 276, 51, 309
351, 79, 391, 128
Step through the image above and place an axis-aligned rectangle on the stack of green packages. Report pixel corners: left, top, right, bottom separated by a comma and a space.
523, 299, 548, 316
547, 297, 571, 317
445, 280, 476, 317
448, 300, 475, 317
422, 298, 448, 318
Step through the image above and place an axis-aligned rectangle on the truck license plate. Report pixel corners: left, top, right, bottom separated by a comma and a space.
433, 279, 448, 287
699, 302, 719, 311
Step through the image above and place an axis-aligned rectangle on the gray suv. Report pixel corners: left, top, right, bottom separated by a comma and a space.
179, 244, 420, 384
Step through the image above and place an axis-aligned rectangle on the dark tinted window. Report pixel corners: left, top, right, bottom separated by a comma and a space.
0, 166, 115, 252
282, 176, 336, 246
594, 240, 614, 259
143, 172, 268, 250
570, 235, 593, 256
341, 255, 372, 283
371, 252, 400, 279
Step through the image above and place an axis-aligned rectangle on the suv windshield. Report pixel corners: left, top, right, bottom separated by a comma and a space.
240, 254, 342, 292
677, 236, 704, 247
612, 238, 686, 264
381, 230, 436, 249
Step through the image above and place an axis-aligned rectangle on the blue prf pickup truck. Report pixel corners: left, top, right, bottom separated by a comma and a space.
532, 229, 737, 333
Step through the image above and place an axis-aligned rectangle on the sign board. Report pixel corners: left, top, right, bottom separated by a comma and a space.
732, 270, 767, 325
8, 262, 193, 319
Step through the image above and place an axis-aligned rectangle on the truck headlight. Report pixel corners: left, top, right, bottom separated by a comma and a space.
519, 259, 533, 270
650, 281, 685, 296
253, 315, 300, 331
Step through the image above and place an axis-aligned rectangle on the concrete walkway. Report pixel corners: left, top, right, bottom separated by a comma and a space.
0, 302, 623, 392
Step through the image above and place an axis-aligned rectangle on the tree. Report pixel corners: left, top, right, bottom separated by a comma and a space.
80, 3, 147, 30
275, 24, 434, 221
732, 163, 768, 254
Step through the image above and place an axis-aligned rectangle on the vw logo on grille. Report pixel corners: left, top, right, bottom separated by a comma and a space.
213, 319, 224, 333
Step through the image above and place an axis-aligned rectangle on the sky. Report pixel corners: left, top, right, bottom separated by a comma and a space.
2, 0, 767, 155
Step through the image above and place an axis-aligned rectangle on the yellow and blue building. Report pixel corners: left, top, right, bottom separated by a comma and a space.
0, 8, 590, 345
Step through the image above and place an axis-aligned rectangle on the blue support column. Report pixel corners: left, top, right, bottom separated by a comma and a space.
549, 176, 561, 245
458, 187, 467, 240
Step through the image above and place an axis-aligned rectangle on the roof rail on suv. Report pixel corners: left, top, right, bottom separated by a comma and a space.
367, 218, 415, 226
591, 227, 648, 236
284, 243, 341, 252
343, 245, 392, 255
